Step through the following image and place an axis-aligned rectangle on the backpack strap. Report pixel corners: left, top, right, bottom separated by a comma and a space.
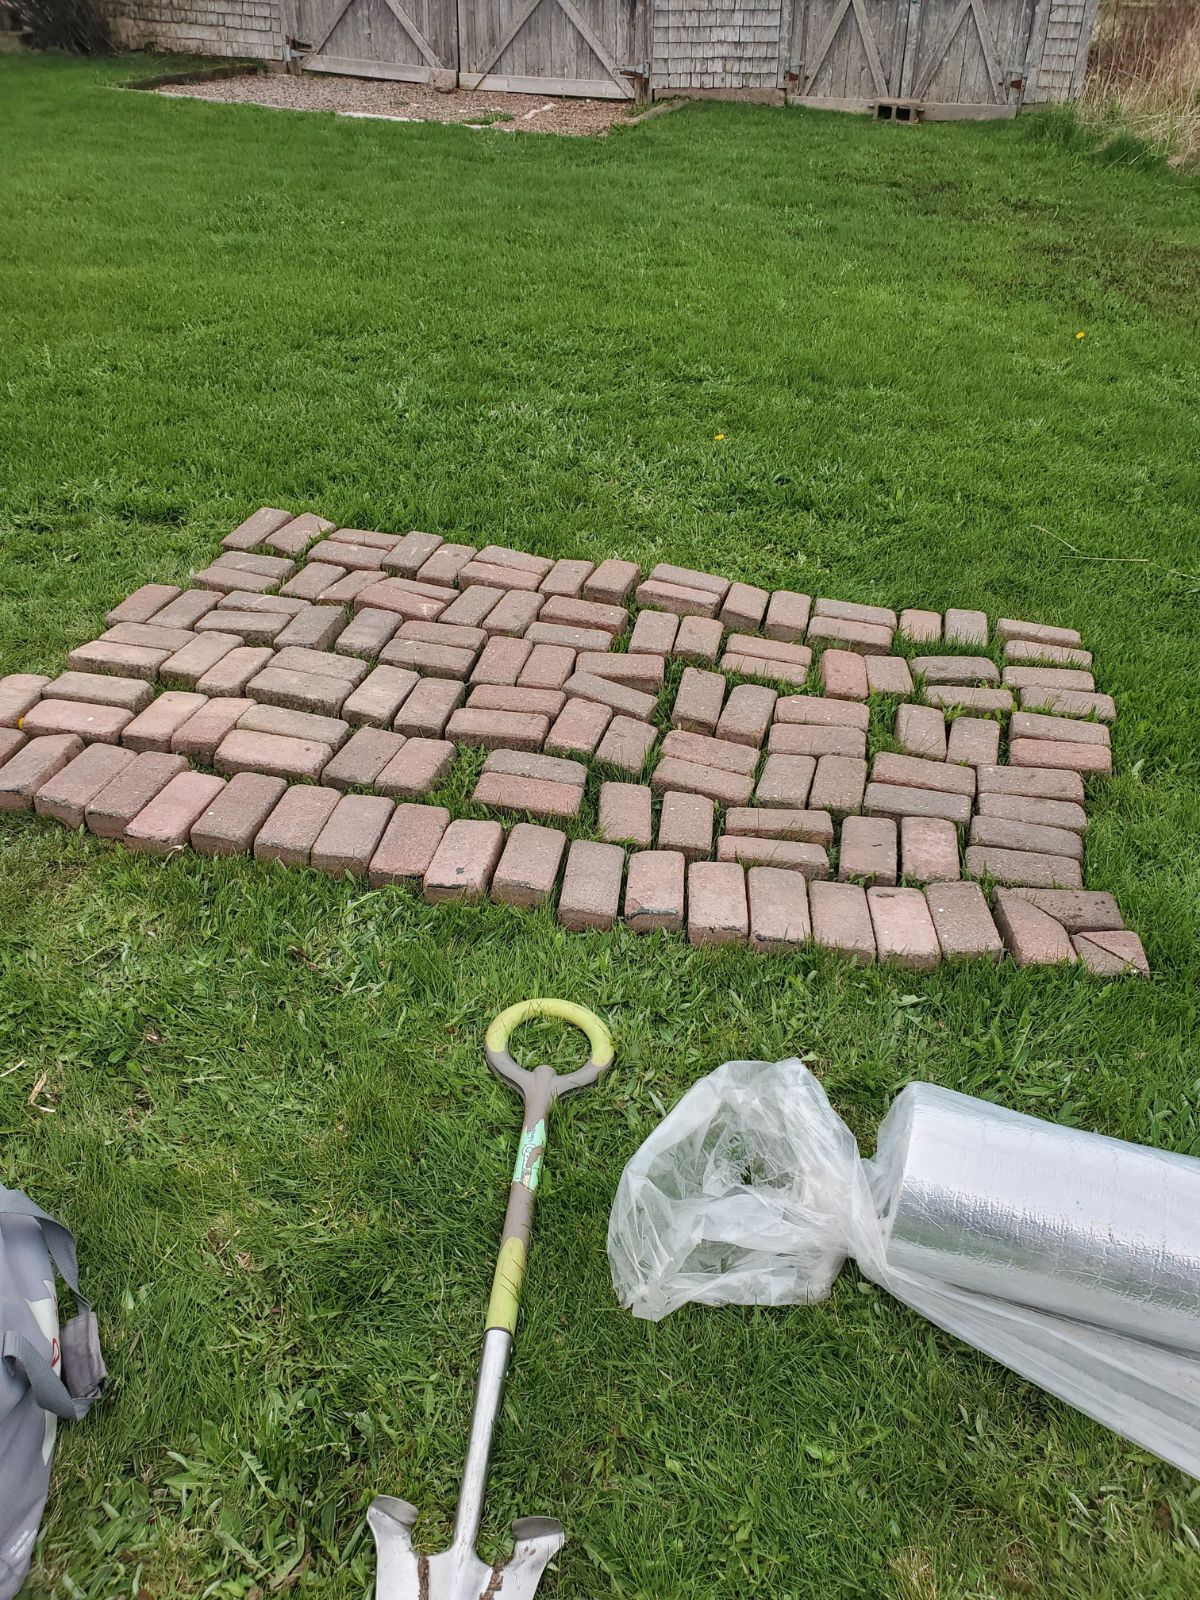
0, 1185, 107, 1410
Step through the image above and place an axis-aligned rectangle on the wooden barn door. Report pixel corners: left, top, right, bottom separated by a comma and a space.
786, 0, 1037, 112
458, 0, 641, 97
300, 0, 460, 85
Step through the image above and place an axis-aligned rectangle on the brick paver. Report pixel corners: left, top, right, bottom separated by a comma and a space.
471, 772, 583, 820
593, 716, 657, 774
946, 716, 1001, 767
686, 861, 748, 947
865, 656, 913, 697
541, 595, 628, 636
1017, 687, 1116, 721
767, 722, 866, 758
838, 815, 896, 886
1008, 888, 1121, 930
656, 790, 714, 858
445, 708, 549, 751
976, 791, 1087, 834
582, 558, 640, 604
818, 648, 869, 700
899, 608, 941, 643
763, 591, 811, 642
651, 757, 754, 806
215, 729, 332, 782
0, 675, 49, 727
519, 643, 576, 690
68, 640, 170, 681
673, 616, 725, 663
1004, 639, 1092, 668
809, 754, 867, 816
121, 691, 211, 753
106, 583, 182, 625
1011, 714, 1111, 754
868, 886, 940, 971
381, 531, 443, 576
577, 652, 663, 695
377, 738, 456, 799
33, 744, 134, 829
467, 685, 566, 718
806, 615, 893, 654
755, 753, 815, 808
895, 702, 947, 760
624, 850, 686, 932
864, 783, 972, 826
724, 806, 834, 845
393, 677, 465, 737
1009, 738, 1111, 775
661, 729, 758, 774
563, 670, 656, 720
21, 698, 133, 745
423, 818, 506, 902
341, 665, 420, 728
746, 867, 810, 952
439, 585, 502, 627
311, 793, 395, 877
153, 591, 223, 629
275, 607, 348, 651
191, 772, 287, 856
900, 815, 960, 884
1002, 665, 1095, 691
943, 608, 988, 646
873, 751, 975, 797
491, 823, 567, 907
926, 881, 1002, 961
545, 697, 612, 757
628, 610, 679, 655
717, 836, 830, 876
671, 667, 726, 734
368, 802, 450, 884
721, 651, 809, 688
969, 814, 1083, 863
539, 558, 594, 598
720, 582, 769, 631
635, 578, 722, 618
809, 880, 874, 963
386, 638, 477, 679
483, 591, 545, 637
965, 845, 1082, 889
125, 770, 226, 855
321, 727, 407, 790
924, 686, 1013, 714
715, 683, 776, 747
0, 728, 25, 768
196, 646, 276, 697
774, 695, 868, 730
976, 763, 1084, 802
282, 562, 348, 602
261, 512, 334, 556
160, 632, 242, 688
558, 840, 625, 931
336, 608, 402, 658
599, 782, 653, 846
223, 508, 296, 551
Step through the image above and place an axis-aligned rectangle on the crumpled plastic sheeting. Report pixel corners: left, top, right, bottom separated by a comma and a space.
607, 1060, 1200, 1478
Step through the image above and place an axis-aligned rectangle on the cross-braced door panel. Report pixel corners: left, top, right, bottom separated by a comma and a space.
459, 0, 639, 98
794, 0, 908, 102
904, 0, 1034, 105
303, 0, 459, 83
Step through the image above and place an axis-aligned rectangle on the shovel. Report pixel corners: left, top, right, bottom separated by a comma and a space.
369, 997, 614, 1600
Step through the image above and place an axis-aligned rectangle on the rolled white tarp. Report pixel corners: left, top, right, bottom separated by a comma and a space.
607, 1060, 1200, 1478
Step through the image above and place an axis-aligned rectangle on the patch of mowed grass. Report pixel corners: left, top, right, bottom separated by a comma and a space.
1, 50, 1200, 1600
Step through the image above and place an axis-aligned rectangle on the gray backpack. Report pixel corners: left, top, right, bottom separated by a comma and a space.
1, 1186, 106, 1600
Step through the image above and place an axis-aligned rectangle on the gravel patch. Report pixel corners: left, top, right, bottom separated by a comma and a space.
156, 73, 637, 136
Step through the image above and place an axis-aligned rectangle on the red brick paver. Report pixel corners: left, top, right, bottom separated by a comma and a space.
311, 793, 395, 877
867, 886, 940, 971
624, 850, 686, 933
900, 816, 960, 884
122, 692, 209, 753
598, 782, 653, 847
656, 790, 715, 858
423, 818, 505, 902
368, 802, 450, 884
686, 861, 748, 947
491, 823, 567, 908
926, 881, 1003, 961
558, 840, 625, 931
33, 743, 134, 829
0, 675, 49, 727
964, 845, 1082, 889
594, 716, 657, 775
1073, 930, 1149, 977
671, 667, 726, 734
747, 867, 810, 952
838, 815, 897, 886
125, 770, 226, 855
377, 738, 456, 798
809, 880, 875, 963
818, 649, 869, 700
1008, 888, 1122, 930
992, 888, 1075, 966
191, 771, 287, 856
0, 735, 86, 809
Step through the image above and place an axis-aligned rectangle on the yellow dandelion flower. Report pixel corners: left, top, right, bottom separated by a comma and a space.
1076, 330, 1086, 340
714, 432, 725, 441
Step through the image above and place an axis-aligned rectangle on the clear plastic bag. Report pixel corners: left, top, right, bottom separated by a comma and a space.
607, 1060, 1200, 1479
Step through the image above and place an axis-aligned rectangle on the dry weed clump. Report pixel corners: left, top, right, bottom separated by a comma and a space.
1083, 0, 1200, 168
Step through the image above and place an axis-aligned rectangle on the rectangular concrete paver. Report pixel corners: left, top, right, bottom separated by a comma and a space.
439, 585, 502, 628
763, 591, 811, 641
105, 583, 182, 624
125, 771, 226, 855
577, 652, 663, 696
582, 558, 640, 604
34, 743, 134, 828
809, 880, 875, 963
467, 686, 566, 719
1072, 930, 1149, 977
1010, 710, 1109, 747
976, 764, 1084, 803
21, 698, 133, 746
558, 840, 624, 931
672, 668, 726, 734
190, 771, 287, 856
518, 643, 576, 692
446, 709, 549, 752
900, 816, 961, 884
68, 640, 170, 680
253, 784, 342, 866
376, 738, 456, 799
969, 814, 1083, 863
943, 608, 988, 646
594, 716, 657, 775
925, 881, 1002, 961
661, 729, 758, 774
865, 656, 914, 697
423, 819, 506, 902
322, 727, 408, 790
245, 665, 356, 717
468, 636, 531, 683
471, 772, 582, 820
755, 753, 815, 808
563, 670, 656, 721
336, 608, 402, 659
629, 610, 679, 655
275, 606, 347, 652
170, 697, 252, 761
1018, 687, 1116, 721
899, 608, 941, 643
48, 671, 154, 714
381, 531, 443, 576
215, 729, 332, 782
545, 698, 612, 758
312, 794, 395, 877
873, 751, 975, 797
540, 595, 627, 636
0, 675, 47, 728
85, 751, 187, 838
674, 616, 725, 663
0, 734, 86, 810
809, 754, 867, 816
894, 703, 947, 761
769, 722, 866, 758
807, 616, 892, 654
976, 791, 1088, 834
1002, 666, 1095, 692
747, 866, 810, 952
122, 692, 209, 753
867, 886, 940, 971
1009, 738, 1112, 775
818, 648, 869, 700
925, 686, 1012, 715
599, 782, 653, 846
0, 728, 25, 769
160, 632, 242, 688
539, 558, 594, 598
774, 696, 869, 730
342, 666, 420, 729
964, 845, 1082, 889
716, 684, 776, 747
196, 646, 276, 697
651, 757, 753, 806
393, 677, 465, 738
946, 716, 1001, 767
368, 802, 450, 885
491, 823, 567, 908
724, 807, 834, 846
624, 850, 686, 933
222, 507, 295, 551
281, 563, 347, 602
838, 815, 897, 885
687, 861, 748, 947
1005, 639, 1091, 668
635, 578, 722, 619
656, 790, 714, 858
864, 783, 972, 827
717, 836, 830, 876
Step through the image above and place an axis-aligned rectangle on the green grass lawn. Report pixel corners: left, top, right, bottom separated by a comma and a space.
2, 51, 1200, 1600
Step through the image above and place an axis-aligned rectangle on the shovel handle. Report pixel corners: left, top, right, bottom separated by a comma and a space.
482, 999, 612, 1337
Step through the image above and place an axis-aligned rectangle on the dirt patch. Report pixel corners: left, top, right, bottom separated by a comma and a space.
155, 72, 639, 137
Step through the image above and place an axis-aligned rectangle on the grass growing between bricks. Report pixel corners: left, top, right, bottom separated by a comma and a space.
2, 49, 1200, 1600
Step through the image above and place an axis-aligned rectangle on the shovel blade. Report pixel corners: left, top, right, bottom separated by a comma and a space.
369, 1501, 564, 1600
